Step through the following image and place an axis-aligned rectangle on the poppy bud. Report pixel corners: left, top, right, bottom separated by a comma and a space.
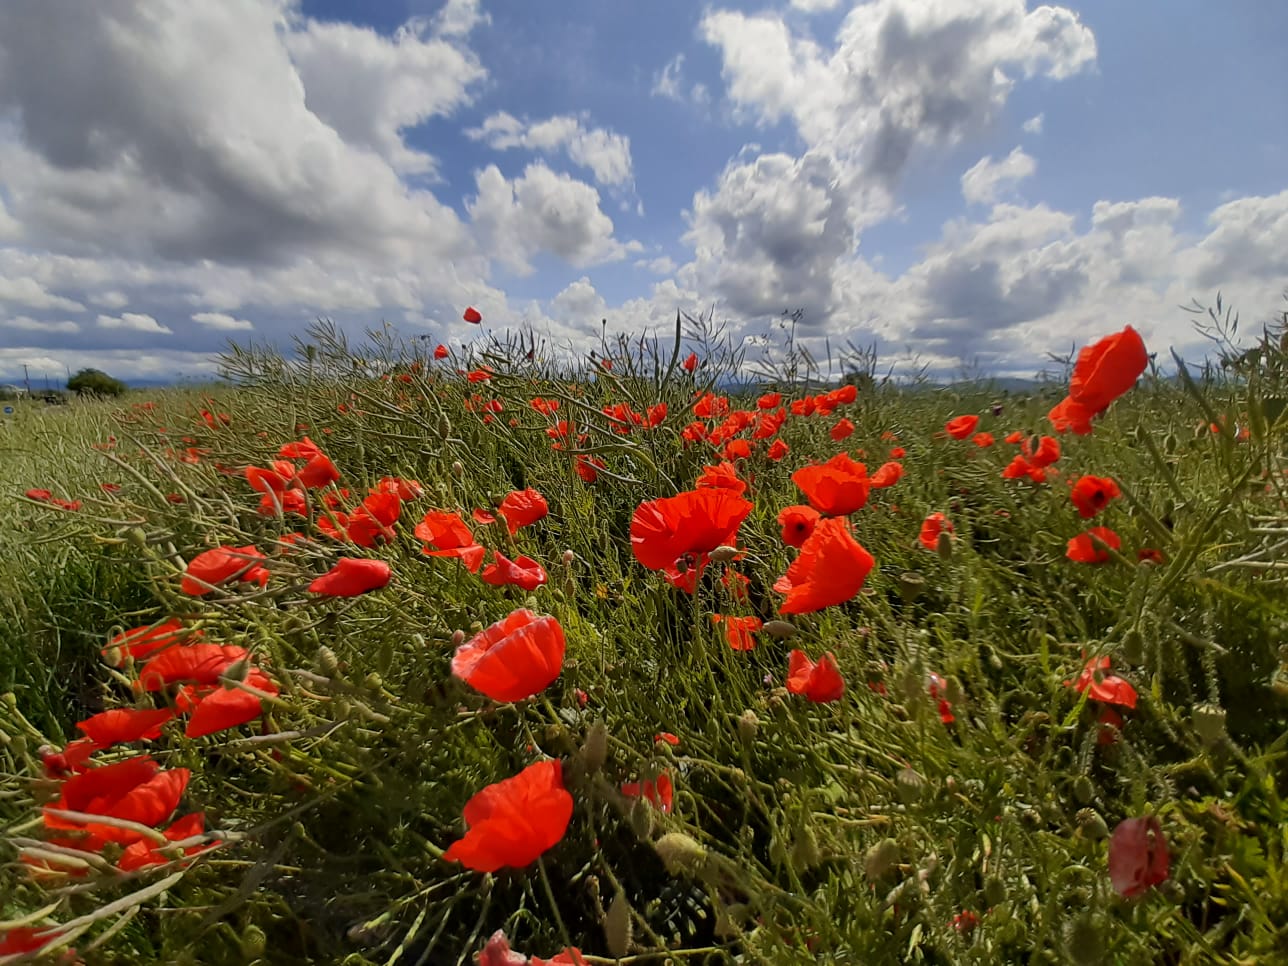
761, 620, 798, 640
451, 629, 465, 647
737, 709, 759, 746
863, 838, 900, 881
451, 460, 464, 478
126, 527, 148, 548
437, 414, 451, 438
363, 672, 383, 691
1076, 807, 1110, 839
792, 822, 822, 871
707, 545, 740, 563
629, 797, 655, 839
604, 890, 633, 959
1072, 775, 1096, 804
1062, 913, 1105, 966
240, 925, 268, 958
220, 657, 251, 687
654, 833, 708, 878
316, 645, 340, 676
898, 571, 925, 604
562, 549, 575, 567
376, 638, 395, 676
936, 530, 953, 559
581, 719, 608, 774
983, 874, 1008, 907
1192, 703, 1226, 746
1120, 628, 1144, 664
896, 767, 927, 804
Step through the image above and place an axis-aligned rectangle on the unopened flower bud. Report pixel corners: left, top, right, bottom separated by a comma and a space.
451, 460, 464, 478
707, 545, 739, 564
451, 629, 465, 647
562, 549, 575, 567
220, 658, 251, 687
936, 530, 954, 560
864, 838, 900, 881
761, 620, 798, 640
316, 645, 340, 676
1072, 775, 1096, 804
629, 797, 655, 839
437, 414, 451, 438
737, 709, 759, 745
654, 833, 708, 878
581, 719, 608, 774
604, 891, 633, 960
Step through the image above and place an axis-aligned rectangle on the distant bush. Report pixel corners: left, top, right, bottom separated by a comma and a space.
66, 368, 126, 398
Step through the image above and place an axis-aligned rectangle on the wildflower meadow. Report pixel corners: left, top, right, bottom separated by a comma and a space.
2, 308, 1287, 964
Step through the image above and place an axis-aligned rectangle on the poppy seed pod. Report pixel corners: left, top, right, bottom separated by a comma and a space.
761, 620, 798, 640
1192, 703, 1226, 745
898, 571, 925, 605
707, 545, 740, 564
896, 767, 927, 804
1076, 807, 1110, 839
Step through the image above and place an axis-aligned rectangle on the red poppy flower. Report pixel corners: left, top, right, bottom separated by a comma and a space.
310, 557, 392, 597
757, 392, 782, 410
1071, 475, 1121, 519
775, 517, 875, 614
777, 504, 820, 548
630, 489, 753, 571
712, 614, 761, 651
791, 452, 870, 516
184, 668, 279, 738
480, 552, 548, 591
1066, 527, 1121, 564
696, 461, 747, 495
467, 367, 494, 383
479, 932, 586, 966
434, 343, 449, 359
25, 488, 54, 502
927, 673, 955, 724
137, 644, 250, 692
683, 352, 699, 372
1108, 815, 1169, 898
785, 650, 845, 703
830, 417, 855, 441
869, 461, 904, 489
575, 454, 605, 483
443, 759, 573, 872
76, 708, 176, 749
972, 432, 995, 448
180, 545, 268, 595
463, 306, 483, 324
1066, 654, 1138, 709
1028, 435, 1061, 468
452, 609, 565, 702
654, 732, 680, 746
103, 620, 200, 666
1136, 548, 1165, 565
415, 510, 486, 572
0, 927, 61, 957
722, 438, 752, 461
44, 755, 189, 844
296, 451, 341, 489
918, 512, 953, 551
497, 488, 549, 535
1070, 325, 1148, 414
117, 811, 215, 871
945, 415, 980, 440
621, 772, 674, 813
373, 476, 424, 501
1047, 396, 1096, 435
766, 438, 790, 461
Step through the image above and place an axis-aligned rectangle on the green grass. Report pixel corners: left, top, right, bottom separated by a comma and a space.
2, 320, 1287, 964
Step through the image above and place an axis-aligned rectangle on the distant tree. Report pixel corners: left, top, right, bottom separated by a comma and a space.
67, 368, 127, 398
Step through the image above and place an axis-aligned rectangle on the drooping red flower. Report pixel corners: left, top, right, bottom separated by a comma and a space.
1108, 815, 1169, 898
1071, 475, 1122, 519
575, 454, 605, 483
44, 755, 189, 845
1028, 435, 1061, 468
712, 614, 761, 651
415, 510, 486, 572
180, 545, 268, 596
696, 461, 747, 496
869, 461, 904, 489
434, 343, 449, 359
766, 438, 790, 461
1070, 325, 1149, 414
945, 415, 980, 440
630, 489, 753, 571
791, 452, 869, 516
621, 772, 674, 813
452, 609, 565, 702
830, 417, 854, 442
972, 432, 995, 448
25, 488, 54, 503
296, 451, 341, 489
785, 650, 845, 703
775, 516, 875, 614
1067, 526, 1121, 564
137, 644, 250, 692
310, 558, 393, 597
480, 552, 548, 591
777, 504, 820, 548
463, 306, 483, 324
103, 620, 200, 666
918, 512, 953, 551
683, 351, 699, 373
1066, 654, 1138, 709
117, 810, 216, 871
497, 488, 549, 535
184, 668, 279, 738
76, 708, 176, 749
443, 759, 573, 872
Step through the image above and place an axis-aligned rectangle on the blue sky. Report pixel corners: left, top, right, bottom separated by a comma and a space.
0, 0, 1284, 385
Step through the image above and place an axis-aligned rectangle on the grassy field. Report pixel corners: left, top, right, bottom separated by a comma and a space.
2, 317, 1287, 964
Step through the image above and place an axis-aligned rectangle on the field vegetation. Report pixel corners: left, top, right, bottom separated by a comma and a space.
2, 305, 1287, 964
